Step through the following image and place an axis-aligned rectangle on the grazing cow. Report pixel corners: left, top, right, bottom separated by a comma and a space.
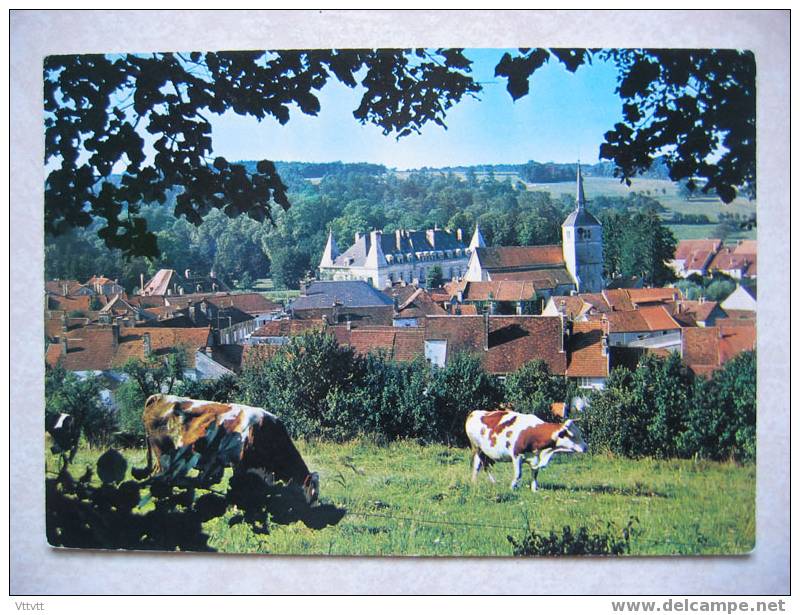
466, 408, 587, 491
138, 394, 319, 504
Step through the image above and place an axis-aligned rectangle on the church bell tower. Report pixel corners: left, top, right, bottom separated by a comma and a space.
561, 164, 604, 292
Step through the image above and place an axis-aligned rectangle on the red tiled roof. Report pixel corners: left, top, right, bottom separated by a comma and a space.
392, 328, 425, 362
486, 316, 566, 375
251, 319, 323, 338
638, 305, 681, 331
168, 292, 282, 315
676, 300, 719, 324
46, 326, 212, 372
490, 267, 574, 288
425, 315, 567, 375
708, 248, 756, 276
732, 240, 757, 256
45, 279, 90, 296
681, 322, 755, 376
476, 246, 565, 270
46, 295, 92, 313
674, 239, 722, 260
627, 288, 681, 305
549, 295, 591, 320
461, 281, 538, 302
566, 321, 609, 378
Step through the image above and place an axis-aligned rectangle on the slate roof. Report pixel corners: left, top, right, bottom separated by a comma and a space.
331, 229, 469, 268
562, 207, 601, 227
291, 281, 394, 310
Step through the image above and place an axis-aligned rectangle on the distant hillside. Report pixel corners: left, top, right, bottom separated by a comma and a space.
407, 156, 672, 183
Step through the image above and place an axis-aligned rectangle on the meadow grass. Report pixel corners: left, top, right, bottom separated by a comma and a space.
47, 439, 755, 557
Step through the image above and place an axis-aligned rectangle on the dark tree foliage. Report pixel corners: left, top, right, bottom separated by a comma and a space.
46, 48, 753, 259
508, 517, 639, 556
495, 48, 755, 203
45, 49, 479, 258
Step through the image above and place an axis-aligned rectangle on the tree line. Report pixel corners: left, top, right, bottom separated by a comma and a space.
49, 329, 755, 464
45, 165, 680, 292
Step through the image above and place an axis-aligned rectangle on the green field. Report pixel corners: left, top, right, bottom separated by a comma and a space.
48, 440, 755, 557
525, 176, 757, 221
667, 224, 757, 242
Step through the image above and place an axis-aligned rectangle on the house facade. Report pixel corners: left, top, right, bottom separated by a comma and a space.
319, 227, 479, 289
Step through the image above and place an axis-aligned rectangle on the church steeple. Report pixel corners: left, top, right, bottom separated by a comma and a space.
319, 229, 339, 268
469, 223, 486, 250
576, 162, 586, 211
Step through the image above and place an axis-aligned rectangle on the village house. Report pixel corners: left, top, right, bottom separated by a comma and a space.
318, 226, 476, 289
384, 284, 448, 327
85, 275, 125, 296
680, 322, 756, 377
708, 240, 757, 280
669, 239, 723, 278
45, 324, 232, 381
45, 279, 96, 297
720, 284, 757, 316
139, 268, 230, 296
290, 280, 395, 326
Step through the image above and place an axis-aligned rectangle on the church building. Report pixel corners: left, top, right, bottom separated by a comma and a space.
464, 164, 604, 294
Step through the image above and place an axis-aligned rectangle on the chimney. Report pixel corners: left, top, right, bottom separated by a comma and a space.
142, 332, 152, 355
355, 231, 362, 244
483, 310, 490, 351
456, 228, 463, 242
60, 312, 67, 332
601, 332, 609, 357
299, 280, 308, 296
559, 313, 566, 353
61, 337, 68, 354
346, 318, 352, 331
185, 269, 191, 279
111, 322, 120, 347
396, 229, 403, 251
140, 273, 145, 295
426, 229, 436, 248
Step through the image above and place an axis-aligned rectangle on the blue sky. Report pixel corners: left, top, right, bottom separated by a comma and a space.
209, 49, 624, 170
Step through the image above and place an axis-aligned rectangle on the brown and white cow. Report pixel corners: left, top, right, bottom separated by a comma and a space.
138, 394, 319, 504
466, 408, 587, 491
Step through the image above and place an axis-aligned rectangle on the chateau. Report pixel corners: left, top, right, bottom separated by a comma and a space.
318, 164, 604, 294
318, 226, 484, 288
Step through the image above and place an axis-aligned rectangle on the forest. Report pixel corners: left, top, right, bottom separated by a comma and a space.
45, 161, 680, 292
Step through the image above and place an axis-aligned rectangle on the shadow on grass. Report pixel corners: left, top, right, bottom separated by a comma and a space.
228, 476, 347, 532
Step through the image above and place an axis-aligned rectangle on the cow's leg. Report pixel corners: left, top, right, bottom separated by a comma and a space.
471, 450, 483, 483
510, 455, 523, 490
530, 467, 539, 492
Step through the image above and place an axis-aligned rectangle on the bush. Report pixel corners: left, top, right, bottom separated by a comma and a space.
45, 365, 115, 449
504, 359, 566, 422
508, 517, 640, 556
679, 351, 756, 462
583, 353, 694, 458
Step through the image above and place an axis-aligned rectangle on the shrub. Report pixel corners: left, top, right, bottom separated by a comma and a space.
504, 359, 566, 422
679, 351, 756, 462
45, 365, 115, 449
508, 517, 640, 556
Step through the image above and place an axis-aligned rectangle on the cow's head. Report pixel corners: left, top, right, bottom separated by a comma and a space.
553, 419, 588, 454
303, 472, 320, 505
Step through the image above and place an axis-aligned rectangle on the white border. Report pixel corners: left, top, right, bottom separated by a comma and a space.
10, 9, 790, 595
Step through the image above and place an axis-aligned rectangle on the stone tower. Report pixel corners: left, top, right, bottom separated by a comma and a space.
562, 164, 604, 292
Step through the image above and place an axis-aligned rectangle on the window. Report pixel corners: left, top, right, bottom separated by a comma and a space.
424, 340, 447, 367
